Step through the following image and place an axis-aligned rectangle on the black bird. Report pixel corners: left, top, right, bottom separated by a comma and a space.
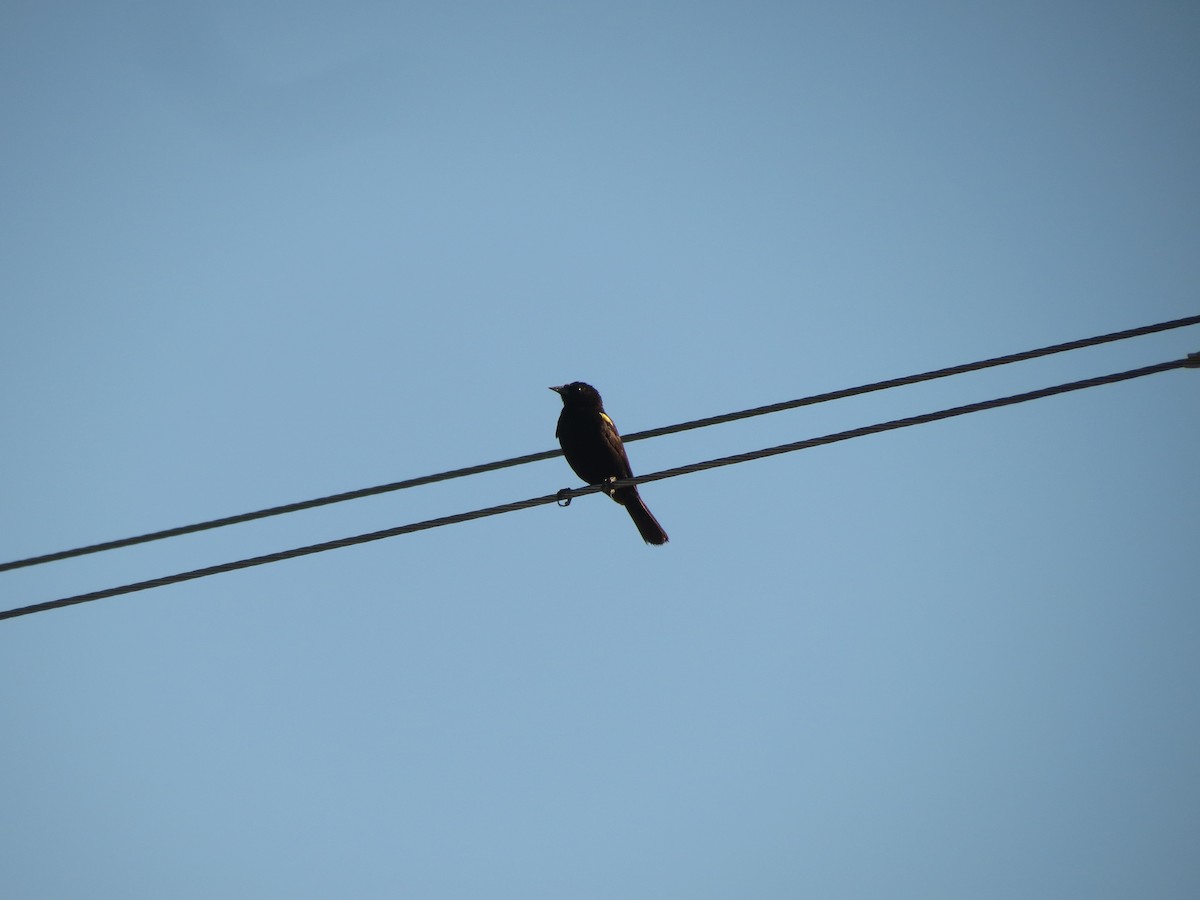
551, 381, 669, 545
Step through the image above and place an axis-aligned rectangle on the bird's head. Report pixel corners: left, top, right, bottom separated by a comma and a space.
550, 381, 604, 409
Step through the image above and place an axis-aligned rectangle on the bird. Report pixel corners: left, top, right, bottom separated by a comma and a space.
550, 381, 669, 545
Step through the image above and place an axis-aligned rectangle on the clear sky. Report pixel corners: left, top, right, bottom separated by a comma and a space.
3, 2, 1198, 897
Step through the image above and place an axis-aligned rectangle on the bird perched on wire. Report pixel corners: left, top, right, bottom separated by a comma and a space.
551, 381, 669, 545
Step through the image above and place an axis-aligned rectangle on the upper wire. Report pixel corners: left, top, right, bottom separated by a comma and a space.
2, 313, 1197, 574
1, 355, 1190, 622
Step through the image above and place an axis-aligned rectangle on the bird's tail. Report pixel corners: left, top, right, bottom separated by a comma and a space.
615, 488, 669, 546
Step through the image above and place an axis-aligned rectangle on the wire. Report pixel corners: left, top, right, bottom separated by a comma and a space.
2, 314, 1197, 574
621, 314, 1200, 442
632, 357, 1191, 484
1, 356, 1189, 622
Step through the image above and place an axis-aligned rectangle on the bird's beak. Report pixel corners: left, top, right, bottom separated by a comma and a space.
549, 385, 566, 394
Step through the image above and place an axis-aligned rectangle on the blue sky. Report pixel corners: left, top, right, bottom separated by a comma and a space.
3, 2, 1198, 897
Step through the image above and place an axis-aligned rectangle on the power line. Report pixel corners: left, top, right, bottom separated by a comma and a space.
2, 356, 1190, 623
622, 314, 1200, 442
2, 314, 1197, 574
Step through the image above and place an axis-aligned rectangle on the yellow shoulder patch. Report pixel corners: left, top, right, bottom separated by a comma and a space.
600, 412, 615, 429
